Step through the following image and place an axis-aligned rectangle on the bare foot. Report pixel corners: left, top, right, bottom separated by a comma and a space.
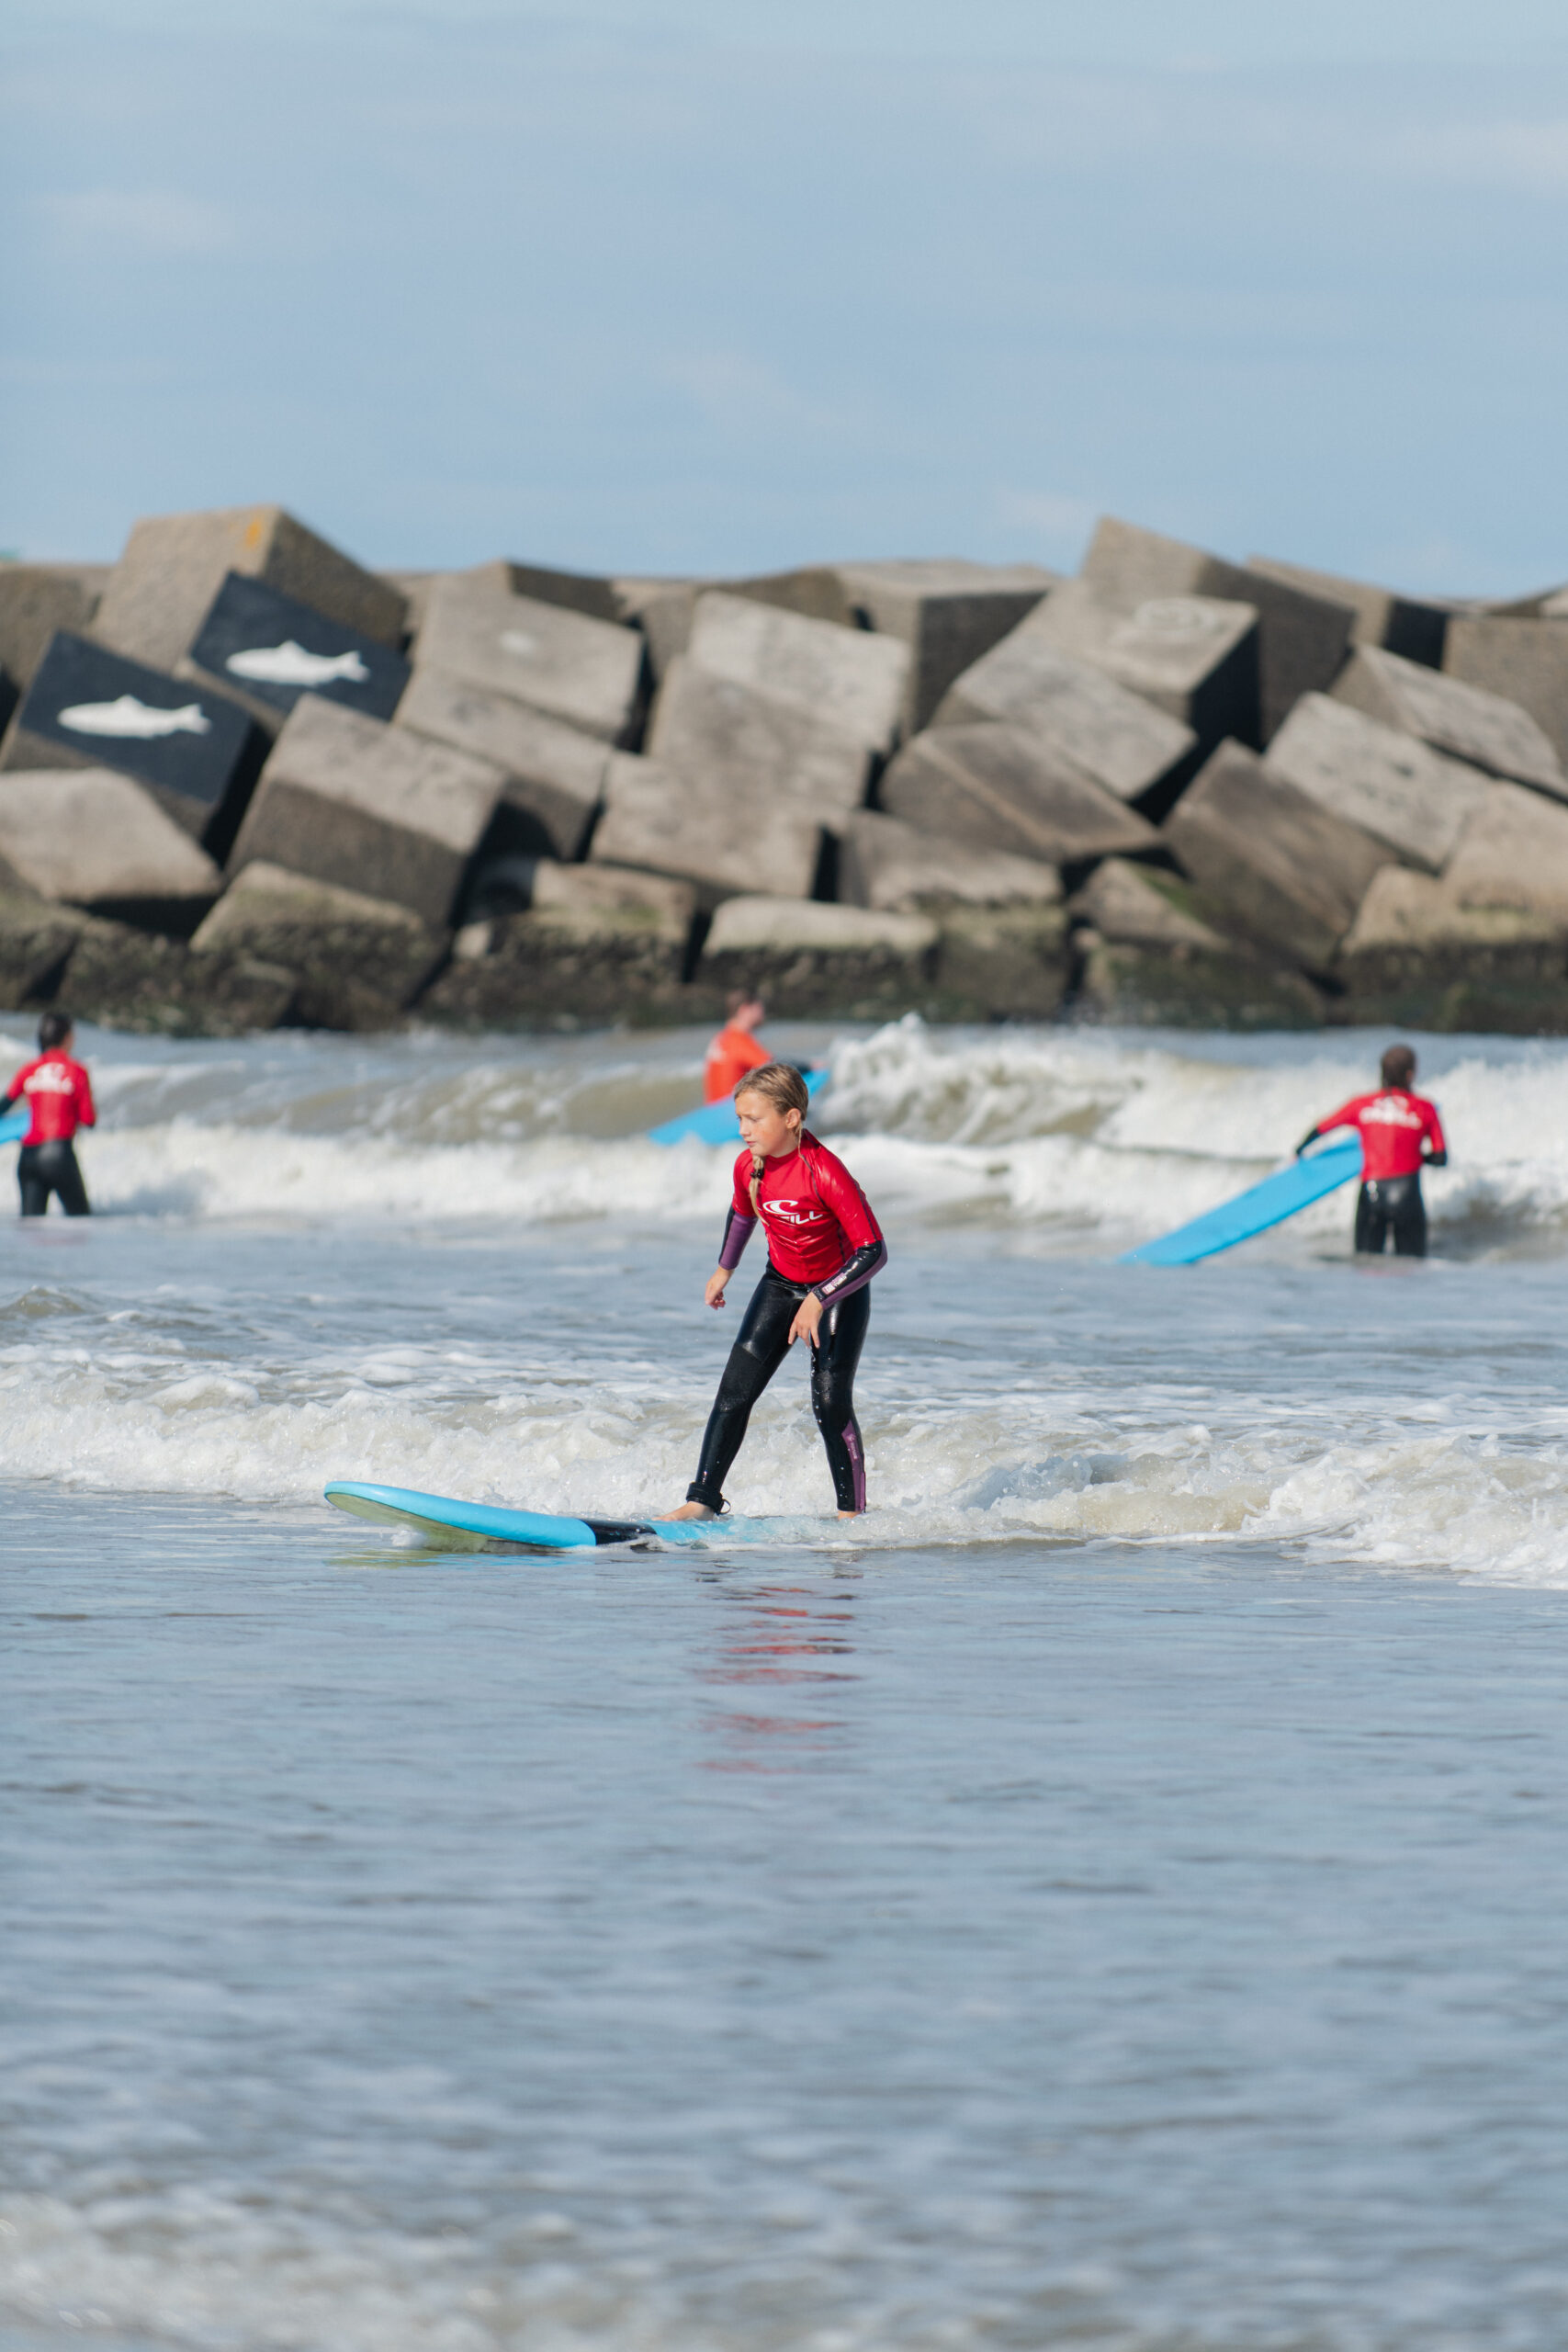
668, 1500, 717, 1521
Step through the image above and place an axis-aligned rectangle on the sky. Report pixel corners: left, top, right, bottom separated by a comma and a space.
5, 2, 1568, 594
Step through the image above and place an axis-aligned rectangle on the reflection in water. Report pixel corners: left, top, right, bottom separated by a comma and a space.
696, 1577, 861, 1771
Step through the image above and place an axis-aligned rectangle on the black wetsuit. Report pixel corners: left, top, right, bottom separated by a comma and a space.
687, 1268, 871, 1514
1354, 1174, 1427, 1259
18, 1140, 90, 1219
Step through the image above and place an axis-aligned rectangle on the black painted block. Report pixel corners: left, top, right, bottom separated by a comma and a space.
4, 632, 267, 860
188, 572, 411, 723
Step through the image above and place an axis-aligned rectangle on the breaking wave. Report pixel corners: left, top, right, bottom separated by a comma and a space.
4, 1012, 1566, 1254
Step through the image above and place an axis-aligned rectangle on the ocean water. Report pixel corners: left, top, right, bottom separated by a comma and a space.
6, 1012, 1568, 2351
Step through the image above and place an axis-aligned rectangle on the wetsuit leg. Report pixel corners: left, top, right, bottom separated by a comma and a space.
809, 1283, 871, 1512
21, 1140, 89, 1217
686, 1272, 798, 1509
1385, 1173, 1426, 1258
17, 1146, 49, 1218
1354, 1182, 1390, 1254
1355, 1176, 1425, 1258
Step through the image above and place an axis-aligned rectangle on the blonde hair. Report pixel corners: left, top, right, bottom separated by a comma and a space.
736, 1061, 810, 1213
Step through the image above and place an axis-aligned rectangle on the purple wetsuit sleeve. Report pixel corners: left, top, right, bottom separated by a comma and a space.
811, 1235, 887, 1306
719, 1206, 757, 1271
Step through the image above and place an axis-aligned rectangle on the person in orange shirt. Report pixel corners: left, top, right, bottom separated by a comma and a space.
1296, 1042, 1447, 1258
704, 989, 773, 1102
6, 1010, 96, 1217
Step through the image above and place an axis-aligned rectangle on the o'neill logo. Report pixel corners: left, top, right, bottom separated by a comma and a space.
764, 1197, 825, 1227
226, 640, 370, 687
57, 695, 212, 740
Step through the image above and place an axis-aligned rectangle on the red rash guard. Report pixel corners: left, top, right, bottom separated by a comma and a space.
6, 1053, 96, 1147
1315, 1089, 1445, 1181
704, 1024, 771, 1102
719, 1130, 886, 1302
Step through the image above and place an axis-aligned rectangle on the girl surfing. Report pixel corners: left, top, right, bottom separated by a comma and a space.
671, 1062, 886, 1521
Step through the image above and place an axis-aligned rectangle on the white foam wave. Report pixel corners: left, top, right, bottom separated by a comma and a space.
86, 1119, 739, 1227
6, 1300, 1568, 1584
11, 1013, 1566, 1250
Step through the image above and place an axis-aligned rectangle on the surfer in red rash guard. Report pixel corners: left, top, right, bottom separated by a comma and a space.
671, 1061, 886, 1521
6, 1010, 95, 1217
1296, 1042, 1447, 1258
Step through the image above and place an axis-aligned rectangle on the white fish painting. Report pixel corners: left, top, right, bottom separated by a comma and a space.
225, 640, 371, 687
57, 695, 212, 740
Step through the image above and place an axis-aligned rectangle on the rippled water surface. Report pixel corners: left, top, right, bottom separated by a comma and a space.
6, 1014, 1568, 2350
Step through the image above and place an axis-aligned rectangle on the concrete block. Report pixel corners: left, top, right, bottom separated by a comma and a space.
1443, 617, 1568, 771
927, 905, 1070, 1020
878, 723, 1159, 865
1341, 863, 1560, 957
191, 860, 446, 1029
1029, 580, 1259, 752
1334, 863, 1568, 1034
50, 919, 297, 1038
590, 750, 825, 904
840, 808, 1060, 912
687, 592, 909, 752
715, 566, 860, 628
395, 667, 607, 860
1163, 740, 1393, 968
1247, 554, 1450, 668
1068, 859, 1235, 955
697, 895, 938, 1020
630, 584, 700, 685
185, 572, 411, 731
827, 560, 1058, 733
420, 861, 694, 1029
1264, 694, 1489, 873
460, 558, 625, 625
1080, 515, 1355, 740
931, 618, 1196, 806
0, 564, 109, 714
533, 860, 696, 927
457, 854, 698, 927
611, 575, 703, 627
1329, 645, 1563, 797
1444, 779, 1568, 925
229, 695, 504, 928
380, 569, 435, 632
1, 631, 266, 859
92, 505, 407, 672
0, 882, 82, 1011
413, 576, 643, 744
0, 767, 221, 933
1479, 582, 1568, 620
1074, 939, 1326, 1030
460, 560, 685, 631
648, 657, 872, 825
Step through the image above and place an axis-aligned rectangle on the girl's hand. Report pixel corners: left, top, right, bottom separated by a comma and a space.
705, 1268, 731, 1309
788, 1292, 824, 1349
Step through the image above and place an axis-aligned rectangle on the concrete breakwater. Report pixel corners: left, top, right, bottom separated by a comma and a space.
3, 504, 1568, 1037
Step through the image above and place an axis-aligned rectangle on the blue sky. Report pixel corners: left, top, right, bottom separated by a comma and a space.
5, 3, 1568, 593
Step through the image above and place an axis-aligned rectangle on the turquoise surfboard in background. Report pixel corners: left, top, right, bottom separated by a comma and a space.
1120, 1138, 1364, 1266
0, 1104, 28, 1146
649, 1066, 829, 1147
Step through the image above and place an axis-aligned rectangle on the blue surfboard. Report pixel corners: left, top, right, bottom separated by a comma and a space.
1120, 1137, 1363, 1266
325, 1479, 721, 1553
0, 1104, 28, 1145
649, 1066, 829, 1147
